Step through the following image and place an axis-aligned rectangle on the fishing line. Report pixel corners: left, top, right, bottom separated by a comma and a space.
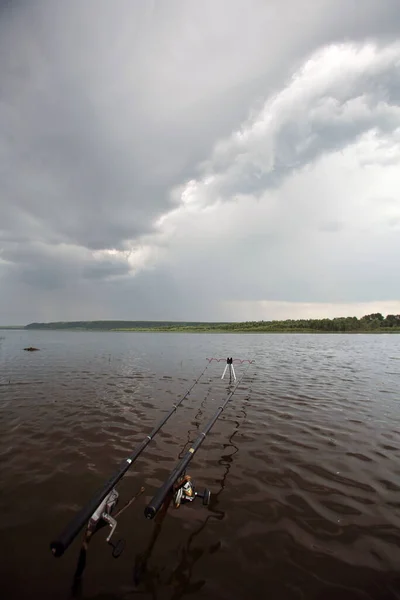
178, 382, 214, 459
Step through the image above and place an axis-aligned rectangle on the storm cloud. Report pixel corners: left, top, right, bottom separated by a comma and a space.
1, 0, 400, 323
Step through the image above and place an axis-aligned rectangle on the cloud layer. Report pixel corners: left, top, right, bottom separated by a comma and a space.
1, 1, 400, 323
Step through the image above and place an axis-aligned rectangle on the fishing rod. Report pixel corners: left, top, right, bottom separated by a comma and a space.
134, 373, 252, 588
144, 360, 254, 520
50, 361, 211, 559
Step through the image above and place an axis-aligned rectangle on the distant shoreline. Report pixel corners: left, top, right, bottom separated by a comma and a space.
10, 328, 399, 334
2, 315, 400, 334
2, 327, 399, 334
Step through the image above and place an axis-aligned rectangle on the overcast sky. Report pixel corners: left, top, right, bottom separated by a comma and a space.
1, 0, 400, 324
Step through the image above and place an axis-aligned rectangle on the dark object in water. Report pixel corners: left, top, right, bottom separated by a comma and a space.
24, 347, 40, 351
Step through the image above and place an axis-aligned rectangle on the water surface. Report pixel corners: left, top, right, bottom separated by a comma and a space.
0, 330, 400, 599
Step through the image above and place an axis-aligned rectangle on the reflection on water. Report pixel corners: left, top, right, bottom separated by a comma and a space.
1, 330, 400, 599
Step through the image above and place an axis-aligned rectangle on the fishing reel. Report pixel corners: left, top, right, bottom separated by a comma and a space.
87, 489, 125, 558
173, 475, 211, 509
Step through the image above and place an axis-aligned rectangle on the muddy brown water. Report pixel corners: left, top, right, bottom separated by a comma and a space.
0, 330, 400, 599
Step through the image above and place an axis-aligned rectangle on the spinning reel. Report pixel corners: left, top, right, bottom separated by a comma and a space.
172, 475, 211, 509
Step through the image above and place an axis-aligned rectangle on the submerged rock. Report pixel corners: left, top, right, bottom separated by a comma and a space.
24, 347, 40, 351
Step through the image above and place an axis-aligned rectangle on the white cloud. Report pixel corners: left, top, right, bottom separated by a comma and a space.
124, 42, 400, 316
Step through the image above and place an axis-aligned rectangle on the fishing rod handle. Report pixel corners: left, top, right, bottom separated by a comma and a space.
50, 501, 99, 557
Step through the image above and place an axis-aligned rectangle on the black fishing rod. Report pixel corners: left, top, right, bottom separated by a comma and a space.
50, 362, 211, 558
134, 375, 251, 588
144, 361, 254, 520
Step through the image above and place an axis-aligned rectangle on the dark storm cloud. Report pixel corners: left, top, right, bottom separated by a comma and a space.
1, 0, 400, 323
82, 259, 131, 281
2, 0, 399, 247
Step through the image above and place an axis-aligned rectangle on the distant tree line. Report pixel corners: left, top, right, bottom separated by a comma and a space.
210, 313, 400, 332
25, 314, 400, 332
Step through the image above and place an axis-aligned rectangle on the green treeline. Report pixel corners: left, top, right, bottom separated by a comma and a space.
25, 313, 400, 333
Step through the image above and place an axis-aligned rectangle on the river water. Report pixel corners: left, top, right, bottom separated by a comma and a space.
0, 330, 400, 599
